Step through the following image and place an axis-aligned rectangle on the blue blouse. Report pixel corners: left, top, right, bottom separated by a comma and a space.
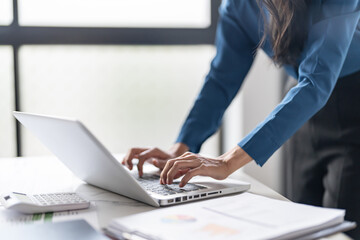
176, 0, 360, 166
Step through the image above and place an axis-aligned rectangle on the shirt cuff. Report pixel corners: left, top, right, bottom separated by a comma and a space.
176, 133, 202, 154
238, 127, 281, 167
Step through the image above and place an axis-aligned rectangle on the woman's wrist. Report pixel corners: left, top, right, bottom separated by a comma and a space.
168, 143, 189, 158
222, 146, 253, 176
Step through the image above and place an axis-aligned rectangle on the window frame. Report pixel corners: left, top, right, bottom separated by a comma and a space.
0, 0, 222, 156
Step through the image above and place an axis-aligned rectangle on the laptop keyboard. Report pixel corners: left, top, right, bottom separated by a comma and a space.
136, 174, 207, 196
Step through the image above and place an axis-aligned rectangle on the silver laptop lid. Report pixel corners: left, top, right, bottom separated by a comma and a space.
13, 111, 159, 207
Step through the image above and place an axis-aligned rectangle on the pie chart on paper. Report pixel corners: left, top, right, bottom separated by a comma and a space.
161, 214, 197, 223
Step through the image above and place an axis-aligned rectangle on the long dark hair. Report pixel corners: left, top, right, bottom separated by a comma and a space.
258, 0, 310, 66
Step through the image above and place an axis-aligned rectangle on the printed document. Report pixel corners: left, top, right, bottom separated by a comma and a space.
107, 192, 345, 240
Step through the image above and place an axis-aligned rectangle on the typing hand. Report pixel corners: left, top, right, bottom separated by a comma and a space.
122, 143, 189, 177
160, 146, 253, 187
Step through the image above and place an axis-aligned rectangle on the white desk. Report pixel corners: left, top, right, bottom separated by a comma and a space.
0, 156, 351, 239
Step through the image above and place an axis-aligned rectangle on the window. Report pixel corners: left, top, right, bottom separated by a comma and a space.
0, 46, 16, 157
0, 0, 221, 157
19, 45, 219, 156
18, 0, 210, 28
0, 0, 13, 25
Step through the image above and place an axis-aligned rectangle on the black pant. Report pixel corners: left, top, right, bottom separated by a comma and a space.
283, 70, 360, 239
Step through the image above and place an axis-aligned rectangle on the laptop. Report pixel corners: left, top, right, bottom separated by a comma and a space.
13, 112, 250, 207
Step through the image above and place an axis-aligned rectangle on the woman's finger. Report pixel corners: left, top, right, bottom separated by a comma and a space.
151, 159, 167, 169
173, 168, 190, 179
179, 165, 206, 187
138, 148, 171, 161
165, 160, 201, 184
136, 148, 158, 177
160, 152, 198, 183
160, 155, 197, 184
122, 148, 148, 170
160, 159, 176, 184
137, 148, 172, 177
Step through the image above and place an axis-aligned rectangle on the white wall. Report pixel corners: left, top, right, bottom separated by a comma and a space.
224, 50, 286, 194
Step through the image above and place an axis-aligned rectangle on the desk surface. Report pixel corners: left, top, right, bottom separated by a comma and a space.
0, 156, 350, 240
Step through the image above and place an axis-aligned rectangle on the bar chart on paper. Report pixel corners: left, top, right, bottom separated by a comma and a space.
200, 223, 240, 236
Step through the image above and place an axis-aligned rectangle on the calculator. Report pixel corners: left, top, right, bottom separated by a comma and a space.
0, 192, 90, 214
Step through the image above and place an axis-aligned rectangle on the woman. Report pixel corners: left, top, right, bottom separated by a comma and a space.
123, 0, 360, 237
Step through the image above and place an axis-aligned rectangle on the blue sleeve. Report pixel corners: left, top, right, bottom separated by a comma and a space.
176, 0, 257, 152
239, 0, 360, 166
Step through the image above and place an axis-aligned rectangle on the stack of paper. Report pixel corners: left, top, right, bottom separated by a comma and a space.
106, 192, 354, 240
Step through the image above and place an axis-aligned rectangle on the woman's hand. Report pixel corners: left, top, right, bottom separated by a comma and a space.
160, 146, 253, 187
121, 143, 189, 177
